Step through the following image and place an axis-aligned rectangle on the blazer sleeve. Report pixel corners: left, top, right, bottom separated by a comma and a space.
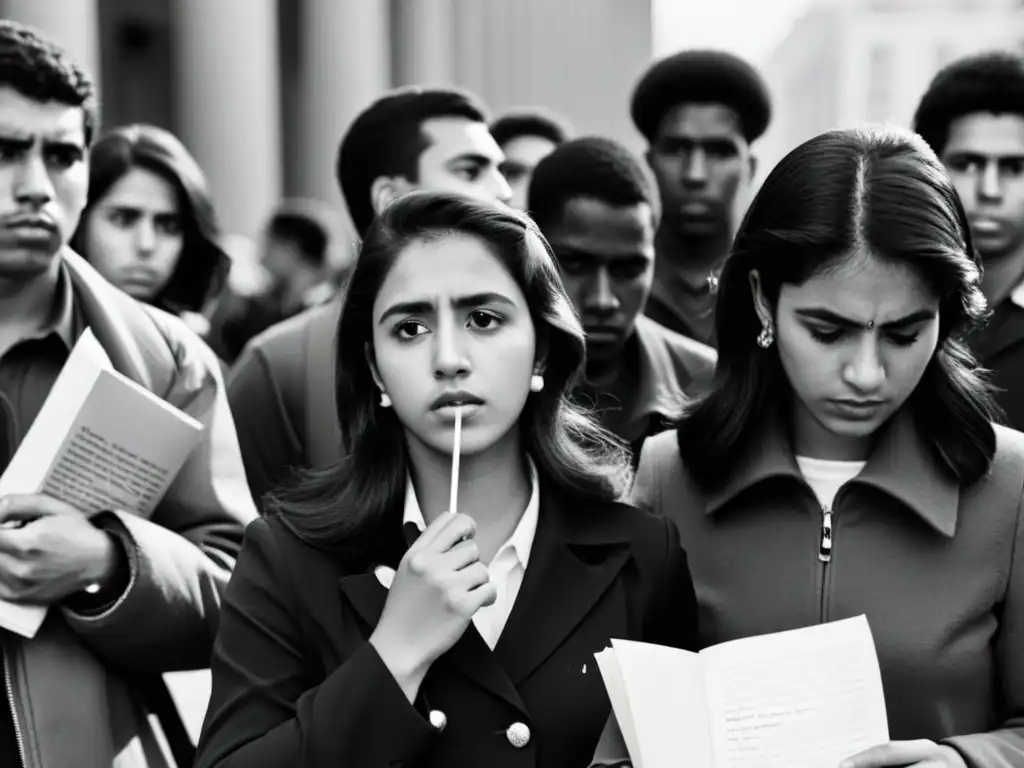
194, 519, 437, 768
227, 342, 305, 512
942, 485, 1024, 766
61, 322, 259, 671
644, 515, 699, 651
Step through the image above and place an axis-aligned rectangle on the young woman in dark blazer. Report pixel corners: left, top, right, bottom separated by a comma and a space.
194, 191, 699, 768
594, 127, 1024, 768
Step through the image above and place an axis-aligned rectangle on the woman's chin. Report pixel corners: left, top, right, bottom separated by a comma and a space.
408, 421, 519, 460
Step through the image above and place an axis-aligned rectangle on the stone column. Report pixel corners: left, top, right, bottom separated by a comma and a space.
173, 0, 282, 239
1, 0, 101, 92
392, 0, 456, 87
451, 0, 653, 152
295, 0, 391, 225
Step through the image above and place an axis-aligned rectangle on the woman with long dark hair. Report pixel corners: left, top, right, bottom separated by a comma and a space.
71, 124, 229, 327
194, 191, 698, 767
596, 126, 1024, 768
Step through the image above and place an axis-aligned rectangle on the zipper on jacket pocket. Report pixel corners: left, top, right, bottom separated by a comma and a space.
818, 506, 833, 563
3, 645, 26, 768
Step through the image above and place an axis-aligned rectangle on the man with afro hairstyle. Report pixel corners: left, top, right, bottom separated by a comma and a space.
915, 51, 1024, 429
629, 50, 771, 348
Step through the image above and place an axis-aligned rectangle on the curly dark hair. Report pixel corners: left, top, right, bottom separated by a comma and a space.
914, 50, 1024, 156
527, 136, 659, 228
490, 108, 572, 149
0, 20, 97, 145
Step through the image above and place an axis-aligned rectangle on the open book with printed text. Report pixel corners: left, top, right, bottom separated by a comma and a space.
0, 329, 203, 638
595, 615, 889, 768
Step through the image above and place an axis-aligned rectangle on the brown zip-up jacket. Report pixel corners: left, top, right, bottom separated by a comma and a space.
597, 410, 1023, 767
0, 249, 257, 768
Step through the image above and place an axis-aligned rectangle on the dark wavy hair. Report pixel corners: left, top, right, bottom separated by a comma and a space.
914, 50, 1024, 156
678, 126, 999, 488
71, 124, 230, 314
528, 136, 660, 229
270, 191, 633, 559
336, 87, 490, 237
0, 20, 97, 145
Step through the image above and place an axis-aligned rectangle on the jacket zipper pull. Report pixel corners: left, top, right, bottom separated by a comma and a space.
819, 506, 833, 563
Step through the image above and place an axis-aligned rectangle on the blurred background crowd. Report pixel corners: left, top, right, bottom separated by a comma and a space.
8, 0, 1019, 295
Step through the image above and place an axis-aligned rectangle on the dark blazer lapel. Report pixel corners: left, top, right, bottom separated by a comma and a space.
434, 624, 527, 714
494, 490, 632, 685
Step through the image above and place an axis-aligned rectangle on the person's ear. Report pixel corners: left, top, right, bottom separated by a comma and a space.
369, 175, 413, 216
530, 342, 548, 392
748, 269, 773, 328
365, 342, 385, 392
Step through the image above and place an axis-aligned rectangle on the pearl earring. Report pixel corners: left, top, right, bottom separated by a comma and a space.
530, 373, 544, 392
379, 392, 392, 408
756, 323, 775, 349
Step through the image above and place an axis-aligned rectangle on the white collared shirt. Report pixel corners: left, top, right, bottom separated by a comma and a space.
402, 458, 540, 650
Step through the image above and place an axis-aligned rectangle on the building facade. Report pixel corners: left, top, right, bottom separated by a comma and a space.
755, 0, 1021, 185
0, 0, 653, 239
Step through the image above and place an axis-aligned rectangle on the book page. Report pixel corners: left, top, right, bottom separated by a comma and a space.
40, 371, 201, 516
0, 329, 203, 638
701, 616, 889, 768
601, 640, 715, 768
595, 648, 644, 768
0, 330, 107, 499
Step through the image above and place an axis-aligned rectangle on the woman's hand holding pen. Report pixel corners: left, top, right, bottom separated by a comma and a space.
369, 511, 497, 702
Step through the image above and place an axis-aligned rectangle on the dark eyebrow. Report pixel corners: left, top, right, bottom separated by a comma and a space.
0, 135, 85, 160
554, 245, 651, 263
43, 138, 85, 152
378, 292, 515, 325
447, 152, 498, 168
948, 150, 1024, 164
0, 135, 34, 149
794, 307, 935, 330
105, 202, 176, 215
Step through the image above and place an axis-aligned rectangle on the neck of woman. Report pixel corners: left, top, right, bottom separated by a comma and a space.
790, 398, 875, 462
407, 429, 533, 561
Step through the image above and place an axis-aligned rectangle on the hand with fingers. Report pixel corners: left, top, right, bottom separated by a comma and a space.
839, 740, 968, 768
369, 511, 495, 701
0, 493, 120, 604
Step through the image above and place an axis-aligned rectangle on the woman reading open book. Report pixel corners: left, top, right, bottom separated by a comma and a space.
194, 191, 699, 767
593, 126, 1024, 768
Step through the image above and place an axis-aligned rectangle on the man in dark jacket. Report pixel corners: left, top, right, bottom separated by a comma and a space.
0, 21, 256, 767
631, 50, 771, 347
915, 51, 1024, 431
528, 137, 717, 463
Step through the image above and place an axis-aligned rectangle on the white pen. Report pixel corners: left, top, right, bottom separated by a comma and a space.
449, 407, 462, 516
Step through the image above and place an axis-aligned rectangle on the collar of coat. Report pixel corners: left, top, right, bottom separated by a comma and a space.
703, 407, 962, 538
